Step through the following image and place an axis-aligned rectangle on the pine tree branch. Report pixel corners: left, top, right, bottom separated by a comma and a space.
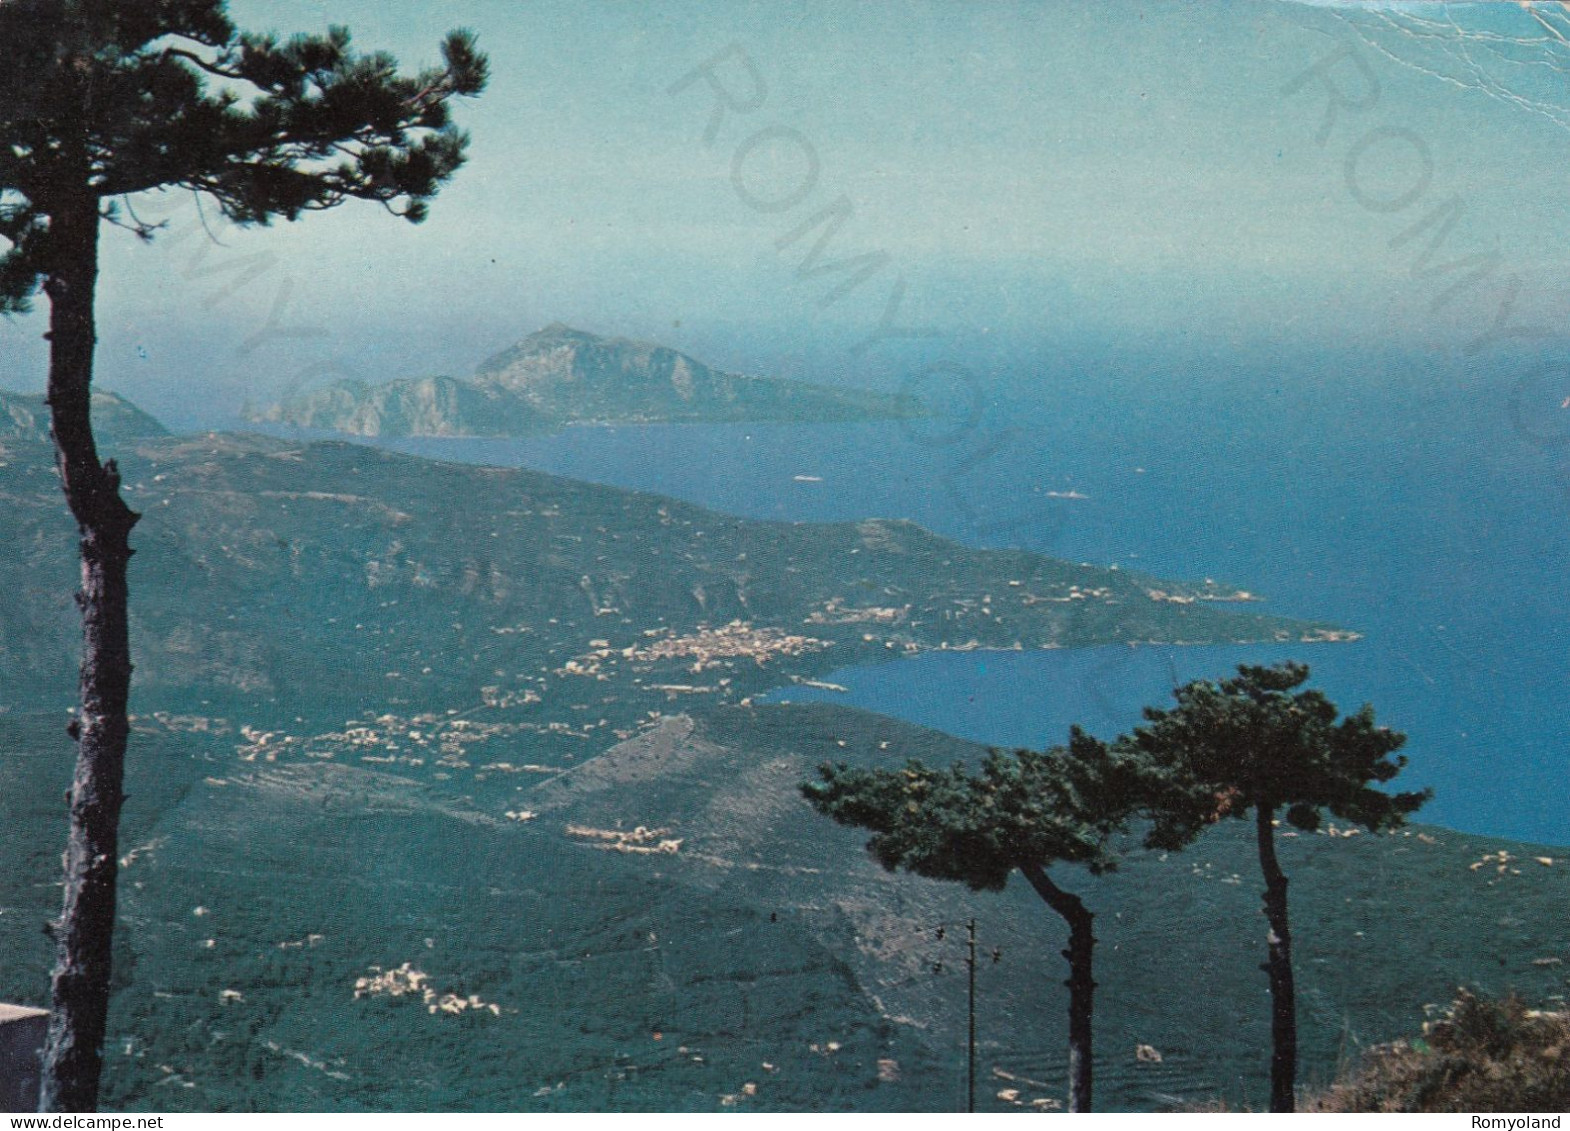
158, 46, 245, 81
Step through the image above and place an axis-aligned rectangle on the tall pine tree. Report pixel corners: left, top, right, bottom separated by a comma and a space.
0, 1, 487, 1110
804, 728, 1154, 1112
1122, 662, 1429, 1112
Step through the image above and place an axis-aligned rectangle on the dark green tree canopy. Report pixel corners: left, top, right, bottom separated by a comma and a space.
1125, 662, 1430, 849
0, 0, 487, 312
803, 728, 1151, 889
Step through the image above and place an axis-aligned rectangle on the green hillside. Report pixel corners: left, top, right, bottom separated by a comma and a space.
0, 705, 1561, 1112
0, 409, 1334, 730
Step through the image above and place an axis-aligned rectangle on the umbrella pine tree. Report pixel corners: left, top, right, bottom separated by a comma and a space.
0, 1, 487, 1108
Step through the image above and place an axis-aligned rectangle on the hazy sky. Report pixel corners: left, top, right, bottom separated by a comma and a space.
2, 0, 1567, 427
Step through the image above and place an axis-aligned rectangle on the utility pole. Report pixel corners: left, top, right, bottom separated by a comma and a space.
966, 917, 977, 1114
931, 918, 1000, 1113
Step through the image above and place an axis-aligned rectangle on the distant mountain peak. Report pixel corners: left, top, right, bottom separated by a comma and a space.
474, 324, 622, 378
255, 326, 925, 437
529, 321, 589, 339
516, 322, 607, 351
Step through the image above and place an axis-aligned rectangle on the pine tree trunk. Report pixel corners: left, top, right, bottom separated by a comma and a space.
1020, 863, 1095, 1113
1255, 804, 1297, 1113
38, 188, 138, 1114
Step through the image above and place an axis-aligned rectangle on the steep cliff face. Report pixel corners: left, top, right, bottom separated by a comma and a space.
250, 374, 545, 437
249, 324, 923, 436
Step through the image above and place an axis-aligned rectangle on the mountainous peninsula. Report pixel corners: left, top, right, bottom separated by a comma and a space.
247, 324, 924, 436
0, 390, 1342, 723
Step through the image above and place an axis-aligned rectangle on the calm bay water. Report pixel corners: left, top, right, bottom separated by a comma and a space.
291, 357, 1570, 846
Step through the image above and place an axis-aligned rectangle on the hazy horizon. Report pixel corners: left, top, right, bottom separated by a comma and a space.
1, 0, 1566, 431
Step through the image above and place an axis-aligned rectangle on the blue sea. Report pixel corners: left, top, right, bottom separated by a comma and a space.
301, 346, 1570, 846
